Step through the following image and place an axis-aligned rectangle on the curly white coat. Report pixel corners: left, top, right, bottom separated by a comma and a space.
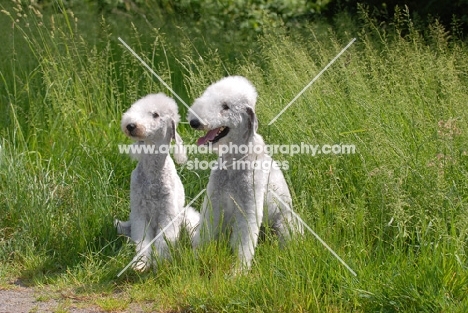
187, 76, 303, 271
116, 93, 199, 271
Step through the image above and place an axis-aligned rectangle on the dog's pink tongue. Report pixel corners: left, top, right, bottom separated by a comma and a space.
197, 128, 220, 146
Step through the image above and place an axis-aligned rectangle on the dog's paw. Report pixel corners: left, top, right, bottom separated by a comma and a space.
132, 259, 150, 272
225, 265, 249, 279
115, 219, 132, 238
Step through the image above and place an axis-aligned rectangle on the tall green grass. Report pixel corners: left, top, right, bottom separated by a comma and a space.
1, 2, 467, 312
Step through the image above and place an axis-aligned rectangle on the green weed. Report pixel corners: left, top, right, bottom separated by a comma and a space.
0, 1, 467, 312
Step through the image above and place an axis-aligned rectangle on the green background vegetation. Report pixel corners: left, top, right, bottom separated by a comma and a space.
0, 0, 467, 312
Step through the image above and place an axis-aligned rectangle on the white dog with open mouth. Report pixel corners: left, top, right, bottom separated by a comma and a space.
116, 93, 199, 271
187, 76, 303, 271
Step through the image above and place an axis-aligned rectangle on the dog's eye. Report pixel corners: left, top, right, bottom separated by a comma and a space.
222, 103, 229, 110
152, 112, 159, 118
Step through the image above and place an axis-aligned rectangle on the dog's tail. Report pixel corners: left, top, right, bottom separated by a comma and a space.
182, 206, 200, 235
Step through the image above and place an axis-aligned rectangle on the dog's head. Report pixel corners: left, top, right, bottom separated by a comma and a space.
121, 93, 187, 163
187, 76, 258, 149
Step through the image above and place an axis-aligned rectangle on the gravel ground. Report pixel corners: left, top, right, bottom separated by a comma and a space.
0, 286, 101, 313
0, 283, 153, 313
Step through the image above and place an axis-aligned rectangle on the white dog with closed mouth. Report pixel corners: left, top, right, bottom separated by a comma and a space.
187, 76, 303, 271
116, 93, 199, 272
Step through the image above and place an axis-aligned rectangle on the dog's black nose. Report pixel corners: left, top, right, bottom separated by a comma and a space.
190, 119, 201, 129
126, 123, 136, 132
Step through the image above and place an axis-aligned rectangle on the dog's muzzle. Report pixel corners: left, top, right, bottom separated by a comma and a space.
189, 119, 201, 129
126, 123, 137, 136
126, 123, 137, 132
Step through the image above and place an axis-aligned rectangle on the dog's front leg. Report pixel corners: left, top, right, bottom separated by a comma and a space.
193, 196, 221, 248
130, 215, 154, 272
230, 217, 262, 271
153, 215, 179, 261
230, 196, 263, 272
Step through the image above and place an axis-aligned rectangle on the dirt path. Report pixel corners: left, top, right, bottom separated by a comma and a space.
0, 283, 154, 313
0, 286, 101, 313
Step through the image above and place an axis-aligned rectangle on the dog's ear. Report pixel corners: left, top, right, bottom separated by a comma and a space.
171, 119, 188, 164
246, 106, 258, 136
